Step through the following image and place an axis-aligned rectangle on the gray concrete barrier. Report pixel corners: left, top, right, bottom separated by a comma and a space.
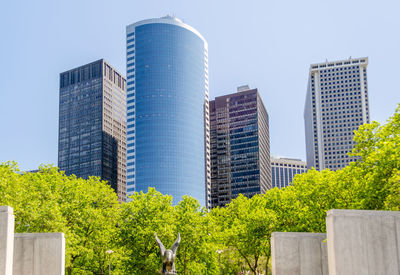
0, 206, 14, 275
271, 232, 328, 275
13, 233, 65, 275
327, 209, 400, 275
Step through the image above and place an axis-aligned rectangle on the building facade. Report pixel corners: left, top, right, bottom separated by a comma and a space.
210, 86, 271, 208
270, 157, 307, 188
58, 59, 127, 202
304, 57, 370, 171
125, 16, 210, 206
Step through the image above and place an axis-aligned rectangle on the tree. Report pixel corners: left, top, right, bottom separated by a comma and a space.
118, 188, 176, 274
57, 173, 121, 275
384, 171, 400, 210
350, 105, 400, 209
0, 163, 121, 275
174, 196, 218, 275
212, 194, 277, 274
287, 168, 357, 232
118, 190, 219, 274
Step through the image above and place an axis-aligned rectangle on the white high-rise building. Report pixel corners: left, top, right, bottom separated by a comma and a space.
271, 157, 307, 188
304, 57, 370, 171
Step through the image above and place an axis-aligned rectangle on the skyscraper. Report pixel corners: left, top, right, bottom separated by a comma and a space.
210, 86, 271, 208
58, 59, 127, 202
270, 157, 307, 188
304, 57, 370, 171
125, 16, 210, 206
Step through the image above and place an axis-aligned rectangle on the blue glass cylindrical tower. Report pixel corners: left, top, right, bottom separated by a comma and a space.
126, 16, 209, 205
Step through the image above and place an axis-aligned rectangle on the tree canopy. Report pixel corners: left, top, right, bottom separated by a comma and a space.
0, 164, 120, 275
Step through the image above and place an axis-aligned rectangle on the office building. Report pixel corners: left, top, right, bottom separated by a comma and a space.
210, 86, 271, 208
304, 57, 370, 171
126, 16, 210, 206
58, 59, 127, 202
270, 157, 307, 188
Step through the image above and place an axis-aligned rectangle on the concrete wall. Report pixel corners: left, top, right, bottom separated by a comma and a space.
0, 206, 14, 275
271, 232, 328, 275
327, 209, 400, 275
13, 233, 65, 275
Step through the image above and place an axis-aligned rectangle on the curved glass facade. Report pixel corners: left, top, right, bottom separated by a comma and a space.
126, 17, 209, 205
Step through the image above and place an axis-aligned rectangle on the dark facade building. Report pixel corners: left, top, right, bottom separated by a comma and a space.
126, 16, 210, 206
58, 59, 127, 202
210, 86, 271, 208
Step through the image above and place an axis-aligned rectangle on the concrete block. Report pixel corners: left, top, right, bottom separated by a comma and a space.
327, 209, 400, 275
13, 233, 65, 275
0, 206, 14, 275
271, 232, 328, 275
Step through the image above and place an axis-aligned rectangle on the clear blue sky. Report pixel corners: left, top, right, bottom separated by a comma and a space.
1, 0, 399, 171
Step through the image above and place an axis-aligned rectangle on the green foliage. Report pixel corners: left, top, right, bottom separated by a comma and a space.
210, 104, 400, 274
174, 196, 217, 274
118, 188, 175, 274
213, 194, 277, 274
349, 105, 400, 209
0, 165, 121, 275
384, 171, 400, 210
1, 104, 400, 274
118, 190, 218, 274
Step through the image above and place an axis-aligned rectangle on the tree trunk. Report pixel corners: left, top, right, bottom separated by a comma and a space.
67, 255, 77, 275
252, 256, 258, 275
265, 256, 270, 275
